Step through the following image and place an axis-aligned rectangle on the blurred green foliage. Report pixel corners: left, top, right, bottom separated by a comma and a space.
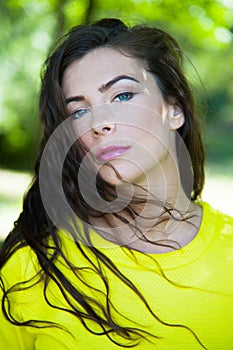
0, 0, 232, 171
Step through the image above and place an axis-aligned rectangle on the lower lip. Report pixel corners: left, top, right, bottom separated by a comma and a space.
97, 147, 130, 161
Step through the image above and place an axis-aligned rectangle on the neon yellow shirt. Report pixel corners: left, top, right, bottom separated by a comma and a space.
0, 202, 233, 349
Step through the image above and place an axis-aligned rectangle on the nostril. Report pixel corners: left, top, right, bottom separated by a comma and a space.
102, 126, 111, 133
93, 127, 111, 136
92, 123, 115, 137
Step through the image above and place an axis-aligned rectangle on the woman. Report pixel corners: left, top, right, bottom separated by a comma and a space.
0, 18, 232, 349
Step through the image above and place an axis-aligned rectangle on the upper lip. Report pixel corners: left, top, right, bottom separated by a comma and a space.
96, 145, 131, 160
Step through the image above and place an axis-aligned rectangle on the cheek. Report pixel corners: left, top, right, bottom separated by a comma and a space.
79, 133, 92, 150
122, 113, 167, 145
72, 122, 92, 150
129, 103, 164, 131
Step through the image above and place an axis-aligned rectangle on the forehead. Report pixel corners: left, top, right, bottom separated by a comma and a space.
62, 47, 147, 91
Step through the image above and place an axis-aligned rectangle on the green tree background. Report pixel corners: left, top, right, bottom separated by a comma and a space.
0, 0, 233, 238
0, 0, 233, 172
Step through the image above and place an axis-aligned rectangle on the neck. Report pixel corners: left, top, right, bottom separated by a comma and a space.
90, 137, 202, 253
89, 183, 202, 254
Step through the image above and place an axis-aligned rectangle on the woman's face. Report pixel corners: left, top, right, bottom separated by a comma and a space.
62, 47, 184, 187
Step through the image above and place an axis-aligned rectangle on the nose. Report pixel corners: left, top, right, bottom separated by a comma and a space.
92, 122, 115, 137
91, 105, 115, 137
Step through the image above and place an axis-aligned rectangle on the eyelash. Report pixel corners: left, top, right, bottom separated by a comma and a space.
113, 91, 135, 102
71, 108, 90, 120
71, 91, 136, 120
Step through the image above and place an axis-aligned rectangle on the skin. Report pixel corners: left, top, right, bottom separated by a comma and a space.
62, 47, 202, 253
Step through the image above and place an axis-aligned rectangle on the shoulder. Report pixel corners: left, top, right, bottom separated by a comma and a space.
0, 245, 39, 289
200, 203, 233, 260
200, 201, 233, 233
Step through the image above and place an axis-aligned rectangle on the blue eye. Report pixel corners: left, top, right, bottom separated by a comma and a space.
114, 92, 134, 102
72, 108, 89, 120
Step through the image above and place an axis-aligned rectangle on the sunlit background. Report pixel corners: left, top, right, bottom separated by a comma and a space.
0, 0, 233, 240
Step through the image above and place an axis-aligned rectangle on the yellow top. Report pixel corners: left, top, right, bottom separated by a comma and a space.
0, 202, 233, 349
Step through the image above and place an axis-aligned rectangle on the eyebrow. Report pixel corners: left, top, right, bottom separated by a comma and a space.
98, 75, 139, 92
65, 75, 139, 105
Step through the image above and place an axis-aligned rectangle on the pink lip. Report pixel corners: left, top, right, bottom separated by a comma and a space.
96, 145, 131, 161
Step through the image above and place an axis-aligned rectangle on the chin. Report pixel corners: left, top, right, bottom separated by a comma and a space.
99, 168, 143, 188
97, 165, 122, 186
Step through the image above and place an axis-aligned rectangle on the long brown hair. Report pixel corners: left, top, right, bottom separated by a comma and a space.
0, 18, 206, 348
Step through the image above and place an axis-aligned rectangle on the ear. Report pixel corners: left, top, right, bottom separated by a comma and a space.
167, 104, 185, 130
